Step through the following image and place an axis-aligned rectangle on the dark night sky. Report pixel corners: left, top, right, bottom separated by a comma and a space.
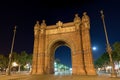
0, 0, 120, 67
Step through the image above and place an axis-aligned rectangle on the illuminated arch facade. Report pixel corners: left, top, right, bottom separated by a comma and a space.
31, 12, 96, 75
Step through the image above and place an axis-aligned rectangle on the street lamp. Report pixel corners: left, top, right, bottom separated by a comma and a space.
12, 62, 18, 67
6, 26, 17, 75
100, 10, 117, 77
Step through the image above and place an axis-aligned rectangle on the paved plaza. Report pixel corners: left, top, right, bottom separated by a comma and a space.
0, 72, 120, 80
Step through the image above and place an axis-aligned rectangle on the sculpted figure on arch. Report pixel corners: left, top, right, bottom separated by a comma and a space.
74, 13, 81, 23
34, 21, 40, 36
82, 12, 90, 29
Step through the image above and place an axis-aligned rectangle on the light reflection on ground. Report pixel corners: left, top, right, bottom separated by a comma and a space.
54, 71, 72, 76
0, 71, 120, 80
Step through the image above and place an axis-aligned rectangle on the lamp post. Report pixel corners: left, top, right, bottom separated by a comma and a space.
100, 10, 117, 77
6, 26, 17, 75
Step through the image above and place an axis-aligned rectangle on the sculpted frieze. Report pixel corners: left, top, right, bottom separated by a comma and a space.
46, 26, 75, 35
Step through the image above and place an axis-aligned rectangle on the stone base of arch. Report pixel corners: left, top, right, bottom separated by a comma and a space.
86, 68, 97, 75
73, 69, 86, 75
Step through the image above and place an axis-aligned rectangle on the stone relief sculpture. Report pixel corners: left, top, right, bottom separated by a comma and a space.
82, 12, 90, 29
40, 20, 46, 34
56, 21, 63, 32
74, 13, 81, 30
41, 20, 46, 28
34, 21, 40, 36
56, 21, 63, 27
74, 13, 81, 23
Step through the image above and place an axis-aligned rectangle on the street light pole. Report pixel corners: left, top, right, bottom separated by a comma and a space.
100, 10, 117, 77
6, 26, 17, 75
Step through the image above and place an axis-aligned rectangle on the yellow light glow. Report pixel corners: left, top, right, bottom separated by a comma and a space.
12, 62, 18, 67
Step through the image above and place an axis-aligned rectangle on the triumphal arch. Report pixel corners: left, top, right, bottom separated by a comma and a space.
31, 12, 96, 75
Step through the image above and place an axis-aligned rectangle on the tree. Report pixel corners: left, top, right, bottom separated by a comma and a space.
18, 51, 28, 72
0, 54, 8, 71
95, 41, 120, 69
112, 42, 120, 61
94, 52, 109, 68
12, 51, 30, 72
26, 53, 32, 65
25, 53, 32, 71
12, 52, 20, 72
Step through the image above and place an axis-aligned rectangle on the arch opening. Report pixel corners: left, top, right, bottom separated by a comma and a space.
49, 40, 72, 75
54, 45, 72, 75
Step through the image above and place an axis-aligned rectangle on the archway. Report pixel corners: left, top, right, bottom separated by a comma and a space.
54, 45, 72, 75
31, 12, 96, 75
50, 41, 72, 75
47, 40, 72, 74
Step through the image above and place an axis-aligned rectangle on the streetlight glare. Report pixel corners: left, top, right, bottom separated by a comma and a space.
12, 62, 18, 67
